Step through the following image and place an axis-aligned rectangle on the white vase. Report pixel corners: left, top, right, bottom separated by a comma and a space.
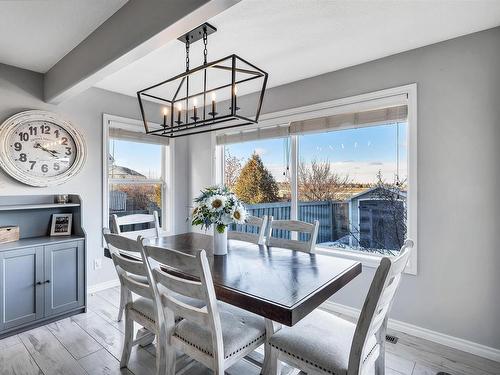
213, 226, 228, 256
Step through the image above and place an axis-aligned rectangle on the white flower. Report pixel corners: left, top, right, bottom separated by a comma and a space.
231, 205, 247, 224
207, 195, 227, 211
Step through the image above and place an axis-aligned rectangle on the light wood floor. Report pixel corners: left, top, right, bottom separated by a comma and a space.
0, 286, 498, 375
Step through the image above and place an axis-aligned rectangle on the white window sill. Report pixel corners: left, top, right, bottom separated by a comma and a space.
314, 245, 417, 275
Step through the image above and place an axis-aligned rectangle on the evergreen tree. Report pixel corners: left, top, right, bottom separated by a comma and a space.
233, 153, 279, 203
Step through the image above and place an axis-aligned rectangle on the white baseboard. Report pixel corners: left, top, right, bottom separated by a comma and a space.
87, 278, 120, 294
321, 301, 500, 363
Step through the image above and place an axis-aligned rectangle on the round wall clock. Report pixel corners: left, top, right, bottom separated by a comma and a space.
0, 110, 86, 187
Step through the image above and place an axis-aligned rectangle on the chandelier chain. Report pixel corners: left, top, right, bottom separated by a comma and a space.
185, 37, 190, 71
203, 28, 208, 64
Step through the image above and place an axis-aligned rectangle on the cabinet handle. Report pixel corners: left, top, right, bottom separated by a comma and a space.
44, 280, 50, 284
36, 281, 42, 286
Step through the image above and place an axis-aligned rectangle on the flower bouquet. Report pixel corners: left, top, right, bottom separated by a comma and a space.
191, 185, 247, 255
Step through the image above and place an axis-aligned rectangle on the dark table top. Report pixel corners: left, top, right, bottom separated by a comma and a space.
145, 232, 362, 326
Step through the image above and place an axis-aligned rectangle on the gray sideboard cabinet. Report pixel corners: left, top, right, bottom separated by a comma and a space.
0, 195, 86, 339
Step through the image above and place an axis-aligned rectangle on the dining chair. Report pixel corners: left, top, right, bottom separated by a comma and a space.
266, 239, 414, 375
267, 219, 320, 253
228, 215, 270, 245
111, 211, 163, 239
103, 228, 150, 322
102, 230, 158, 368
140, 241, 267, 375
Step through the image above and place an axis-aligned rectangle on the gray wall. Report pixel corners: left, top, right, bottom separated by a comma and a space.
188, 27, 500, 349
0, 63, 189, 287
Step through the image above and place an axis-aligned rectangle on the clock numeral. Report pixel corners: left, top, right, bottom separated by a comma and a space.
54, 163, 60, 171
29, 161, 36, 170
19, 132, 29, 142
28, 126, 37, 136
19, 153, 27, 162
61, 137, 68, 146
65, 147, 72, 156
40, 125, 50, 134
54, 129, 60, 138
41, 164, 48, 173
14, 142, 22, 151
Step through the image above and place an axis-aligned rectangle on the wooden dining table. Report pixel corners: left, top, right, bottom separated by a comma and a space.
143, 232, 361, 326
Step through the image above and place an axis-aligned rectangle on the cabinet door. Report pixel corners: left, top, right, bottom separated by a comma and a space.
0, 247, 44, 331
44, 240, 84, 316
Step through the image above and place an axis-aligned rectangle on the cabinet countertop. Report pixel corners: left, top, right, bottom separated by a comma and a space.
0, 236, 85, 252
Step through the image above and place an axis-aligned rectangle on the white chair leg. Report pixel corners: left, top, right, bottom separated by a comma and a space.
267, 347, 281, 375
165, 344, 176, 375
118, 286, 129, 322
375, 320, 387, 375
263, 319, 282, 375
155, 340, 167, 375
120, 309, 134, 368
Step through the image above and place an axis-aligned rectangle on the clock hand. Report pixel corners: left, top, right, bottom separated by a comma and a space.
34, 142, 59, 157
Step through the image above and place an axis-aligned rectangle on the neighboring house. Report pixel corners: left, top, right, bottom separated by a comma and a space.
108, 154, 147, 212
348, 187, 407, 251
108, 155, 147, 180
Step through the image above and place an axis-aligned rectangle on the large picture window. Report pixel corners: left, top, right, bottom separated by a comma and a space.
103, 115, 169, 235
297, 122, 407, 255
218, 86, 417, 272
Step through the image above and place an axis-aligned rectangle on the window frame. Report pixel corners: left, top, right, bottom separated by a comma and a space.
213, 84, 418, 274
102, 114, 174, 240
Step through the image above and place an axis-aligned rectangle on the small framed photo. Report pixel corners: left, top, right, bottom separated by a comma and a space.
50, 213, 72, 236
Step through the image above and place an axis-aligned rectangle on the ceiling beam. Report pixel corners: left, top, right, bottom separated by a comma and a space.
44, 0, 240, 104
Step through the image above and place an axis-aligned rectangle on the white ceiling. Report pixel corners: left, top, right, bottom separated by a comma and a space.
0, 0, 128, 73
95, 0, 500, 97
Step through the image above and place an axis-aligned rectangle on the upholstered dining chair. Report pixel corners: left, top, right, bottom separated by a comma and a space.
267, 219, 320, 253
266, 239, 414, 375
140, 241, 267, 375
102, 230, 158, 368
103, 228, 150, 322
228, 215, 270, 245
111, 211, 164, 239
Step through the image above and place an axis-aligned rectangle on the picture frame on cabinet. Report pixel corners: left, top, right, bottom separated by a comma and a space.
50, 213, 72, 236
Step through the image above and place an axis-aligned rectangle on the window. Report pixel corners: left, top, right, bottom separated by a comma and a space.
298, 122, 407, 255
103, 115, 170, 235
224, 137, 291, 237
217, 85, 417, 273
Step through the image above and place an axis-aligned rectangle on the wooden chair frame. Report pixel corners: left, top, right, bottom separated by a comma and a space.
228, 215, 270, 245
267, 219, 320, 253
140, 241, 265, 375
109, 212, 162, 321
267, 239, 414, 375
102, 230, 157, 369
111, 211, 161, 239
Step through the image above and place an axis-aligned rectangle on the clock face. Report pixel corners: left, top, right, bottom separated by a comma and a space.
8, 121, 77, 178
0, 111, 86, 187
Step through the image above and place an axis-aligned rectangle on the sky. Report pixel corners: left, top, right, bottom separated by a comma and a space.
109, 122, 408, 184
226, 122, 408, 184
109, 139, 162, 179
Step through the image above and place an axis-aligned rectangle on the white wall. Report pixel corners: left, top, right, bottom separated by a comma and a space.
0, 63, 189, 288
187, 27, 500, 350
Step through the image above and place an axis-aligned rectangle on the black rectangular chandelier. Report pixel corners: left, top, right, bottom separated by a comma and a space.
137, 23, 268, 138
